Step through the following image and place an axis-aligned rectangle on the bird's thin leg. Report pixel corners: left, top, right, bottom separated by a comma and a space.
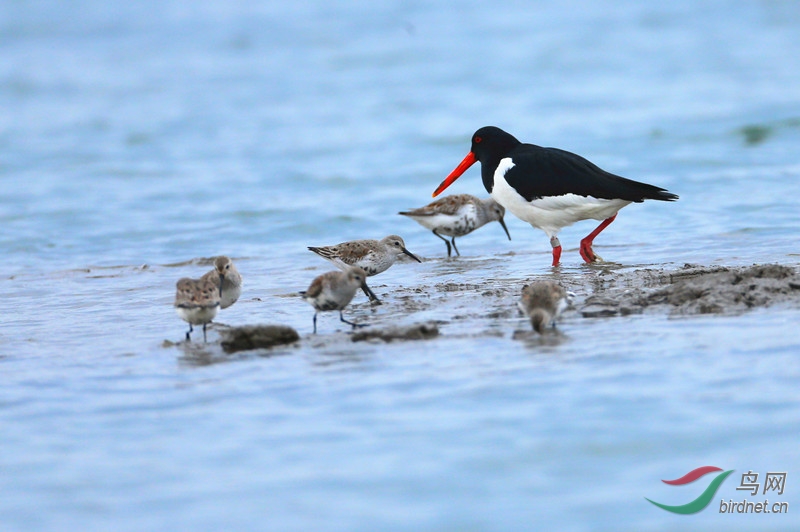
340, 310, 366, 329
202, 323, 208, 343
432, 229, 452, 257
550, 236, 562, 267
580, 214, 617, 263
360, 281, 381, 304
185, 324, 193, 341
450, 237, 460, 257
313, 312, 318, 334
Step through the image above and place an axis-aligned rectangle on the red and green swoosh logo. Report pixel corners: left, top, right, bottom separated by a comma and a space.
646, 466, 734, 514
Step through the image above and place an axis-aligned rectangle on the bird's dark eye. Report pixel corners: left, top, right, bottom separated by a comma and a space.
474, 136, 482, 143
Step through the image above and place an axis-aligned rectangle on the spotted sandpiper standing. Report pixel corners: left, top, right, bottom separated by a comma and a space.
174, 277, 221, 342
201, 256, 242, 310
300, 266, 369, 334
308, 235, 421, 302
399, 194, 511, 257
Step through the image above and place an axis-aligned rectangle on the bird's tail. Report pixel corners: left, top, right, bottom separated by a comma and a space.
652, 188, 679, 201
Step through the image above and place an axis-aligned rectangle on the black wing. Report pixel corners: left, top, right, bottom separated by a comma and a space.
502, 144, 678, 203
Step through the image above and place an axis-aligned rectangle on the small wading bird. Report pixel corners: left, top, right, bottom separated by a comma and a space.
518, 281, 572, 334
308, 235, 421, 302
433, 126, 678, 266
300, 266, 369, 334
201, 256, 242, 310
174, 277, 221, 342
398, 194, 511, 257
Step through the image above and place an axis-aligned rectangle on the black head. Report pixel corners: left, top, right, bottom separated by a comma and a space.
470, 126, 521, 163
433, 126, 523, 198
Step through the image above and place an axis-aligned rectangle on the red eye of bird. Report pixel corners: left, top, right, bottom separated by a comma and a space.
474, 136, 482, 143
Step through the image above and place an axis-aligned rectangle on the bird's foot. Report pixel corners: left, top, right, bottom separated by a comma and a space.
579, 240, 603, 263
579, 214, 616, 263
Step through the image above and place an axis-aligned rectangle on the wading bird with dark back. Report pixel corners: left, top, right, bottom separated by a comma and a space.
433, 126, 678, 266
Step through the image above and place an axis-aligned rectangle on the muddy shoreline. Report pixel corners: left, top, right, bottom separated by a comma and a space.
171, 262, 800, 358
576, 263, 800, 318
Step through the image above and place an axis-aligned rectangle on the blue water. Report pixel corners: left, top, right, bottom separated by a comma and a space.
2, 1, 800, 530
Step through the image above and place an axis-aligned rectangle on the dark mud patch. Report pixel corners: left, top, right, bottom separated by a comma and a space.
352, 322, 439, 343
580, 263, 800, 317
219, 324, 300, 353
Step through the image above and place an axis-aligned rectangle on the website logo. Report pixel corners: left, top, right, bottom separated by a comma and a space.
646, 466, 734, 514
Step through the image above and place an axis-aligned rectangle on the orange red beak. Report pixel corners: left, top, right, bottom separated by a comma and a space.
433, 151, 477, 197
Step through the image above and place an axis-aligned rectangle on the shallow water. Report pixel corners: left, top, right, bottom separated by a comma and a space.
2, 1, 800, 530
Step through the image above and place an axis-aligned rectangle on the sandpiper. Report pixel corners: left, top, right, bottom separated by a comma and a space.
433, 126, 678, 265
399, 194, 511, 257
518, 281, 572, 333
300, 266, 369, 333
201, 256, 242, 309
308, 235, 421, 302
174, 277, 221, 342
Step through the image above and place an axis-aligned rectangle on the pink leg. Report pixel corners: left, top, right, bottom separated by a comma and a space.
580, 214, 617, 263
550, 236, 562, 266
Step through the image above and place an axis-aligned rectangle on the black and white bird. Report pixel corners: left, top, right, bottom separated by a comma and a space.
433, 126, 678, 266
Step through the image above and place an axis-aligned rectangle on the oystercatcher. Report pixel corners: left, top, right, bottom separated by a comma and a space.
433, 126, 678, 265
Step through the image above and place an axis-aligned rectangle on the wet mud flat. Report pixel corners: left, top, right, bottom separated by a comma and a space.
170, 262, 800, 359
398, 261, 800, 316
577, 263, 800, 318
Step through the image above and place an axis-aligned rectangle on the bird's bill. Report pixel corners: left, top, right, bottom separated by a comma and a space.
433, 151, 477, 197
402, 248, 422, 263
218, 273, 225, 298
498, 217, 512, 241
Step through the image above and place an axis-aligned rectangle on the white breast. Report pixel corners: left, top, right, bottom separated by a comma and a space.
491, 158, 631, 238
176, 305, 218, 325
408, 204, 478, 237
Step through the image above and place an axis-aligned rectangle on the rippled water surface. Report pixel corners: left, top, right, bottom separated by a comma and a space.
2, 1, 800, 530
